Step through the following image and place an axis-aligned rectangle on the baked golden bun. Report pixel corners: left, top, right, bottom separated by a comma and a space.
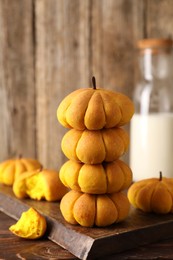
57, 88, 134, 130
61, 128, 129, 164
13, 168, 68, 201
128, 174, 173, 214
9, 208, 47, 239
60, 159, 132, 194
0, 157, 41, 186
60, 190, 130, 227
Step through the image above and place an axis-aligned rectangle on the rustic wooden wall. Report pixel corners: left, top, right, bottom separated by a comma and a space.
0, 0, 173, 170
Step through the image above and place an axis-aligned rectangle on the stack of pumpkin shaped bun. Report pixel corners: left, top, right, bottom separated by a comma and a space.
57, 77, 134, 227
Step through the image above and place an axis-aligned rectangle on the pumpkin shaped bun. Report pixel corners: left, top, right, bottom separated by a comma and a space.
128, 172, 173, 214
60, 190, 130, 227
61, 127, 129, 164
57, 87, 134, 130
60, 160, 132, 194
0, 157, 41, 186
13, 167, 68, 201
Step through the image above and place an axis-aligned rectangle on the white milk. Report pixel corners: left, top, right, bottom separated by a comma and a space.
130, 113, 173, 181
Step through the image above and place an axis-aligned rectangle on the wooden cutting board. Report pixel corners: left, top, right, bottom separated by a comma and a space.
1, 184, 173, 260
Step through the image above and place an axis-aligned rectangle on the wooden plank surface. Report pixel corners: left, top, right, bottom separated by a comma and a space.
90, 0, 138, 96
3, 210, 173, 260
1, 0, 173, 169
1, 184, 173, 260
35, 0, 91, 169
2, 210, 173, 260
145, 0, 173, 38
0, 0, 36, 161
0, 211, 77, 260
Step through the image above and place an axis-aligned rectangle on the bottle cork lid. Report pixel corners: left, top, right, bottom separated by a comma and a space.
137, 38, 173, 49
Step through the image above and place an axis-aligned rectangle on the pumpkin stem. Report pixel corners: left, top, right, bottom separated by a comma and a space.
39, 165, 43, 172
18, 154, 22, 159
159, 171, 162, 181
92, 76, 97, 89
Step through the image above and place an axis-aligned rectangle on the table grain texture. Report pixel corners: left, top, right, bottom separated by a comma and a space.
2, 184, 173, 260
1, 211, 173, 260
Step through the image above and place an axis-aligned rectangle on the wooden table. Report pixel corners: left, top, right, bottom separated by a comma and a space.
1, 211, 173, 260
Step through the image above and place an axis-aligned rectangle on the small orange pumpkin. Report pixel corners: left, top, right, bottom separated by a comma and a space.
61, 127, 129, 164
0, 157, 41, 186
60, 190, 130, 227
57, 84, 134, 130
128, 172, 173, 214
60, 159, 132, 194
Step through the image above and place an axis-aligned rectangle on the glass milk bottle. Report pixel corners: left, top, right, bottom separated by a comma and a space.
130, 38, 173, 181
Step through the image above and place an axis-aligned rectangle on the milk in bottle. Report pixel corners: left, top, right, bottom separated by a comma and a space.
130, 38, 173, 181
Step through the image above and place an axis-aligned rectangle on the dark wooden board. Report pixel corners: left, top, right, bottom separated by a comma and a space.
1, 184, 173, 260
